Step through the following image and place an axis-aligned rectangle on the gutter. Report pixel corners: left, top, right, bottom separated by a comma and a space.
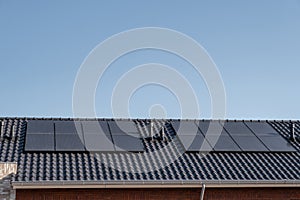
12, 180, 300, 189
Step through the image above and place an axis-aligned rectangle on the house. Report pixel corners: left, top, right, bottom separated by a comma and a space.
0, 117, 299, 200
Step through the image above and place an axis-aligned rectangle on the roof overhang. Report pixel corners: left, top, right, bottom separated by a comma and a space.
12, 180, 300, 189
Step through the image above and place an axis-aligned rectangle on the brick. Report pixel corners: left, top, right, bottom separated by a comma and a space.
16, 188, 300, 200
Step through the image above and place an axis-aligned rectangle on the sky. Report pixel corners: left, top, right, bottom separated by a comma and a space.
0, 0, 300, 119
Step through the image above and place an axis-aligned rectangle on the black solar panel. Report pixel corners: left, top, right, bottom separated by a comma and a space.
178, 134, 212, 152
258, 136, 297, 152
223, 122, 255, 136
172, 120, 199, 135
174, 121, 241, 152
82, 121, 114, 151
55, 121, 85, 151
223, 122, 269, 152
245, 121, 297, 152
113, 135, 144, 152
231, 135, 268, 151
108, 120, 144, 152
25, 120, 146, 152
25, 120, 55, 151
27, 120, 54, 134
25, 134, 55, 151
55, 121, 80, 134
245, 121, 278, 136
197, 121, 228, 136
108, 120, 139, 136
205, 135, 242, 151
55, 134, 85, 151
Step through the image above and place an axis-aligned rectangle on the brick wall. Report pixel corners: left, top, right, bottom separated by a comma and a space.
17, 187, 300, 200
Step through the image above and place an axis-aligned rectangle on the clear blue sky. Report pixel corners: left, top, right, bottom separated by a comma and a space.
0, 0, 300, 119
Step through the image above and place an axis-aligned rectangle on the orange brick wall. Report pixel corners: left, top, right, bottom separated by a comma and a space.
16, 187, 300, 200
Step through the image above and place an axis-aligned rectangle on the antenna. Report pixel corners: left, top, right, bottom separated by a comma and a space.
150, 120, 154, 140
290, 123, 296, 142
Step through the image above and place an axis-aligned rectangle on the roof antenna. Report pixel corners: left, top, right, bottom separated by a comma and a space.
150, 120, 154, 140
290, 123, 296, 142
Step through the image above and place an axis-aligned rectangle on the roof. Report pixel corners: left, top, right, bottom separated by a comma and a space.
0, 117, 300, 188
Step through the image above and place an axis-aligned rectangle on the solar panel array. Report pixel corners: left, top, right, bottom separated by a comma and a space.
173, 120, 297, 152
25, 120, 144, 152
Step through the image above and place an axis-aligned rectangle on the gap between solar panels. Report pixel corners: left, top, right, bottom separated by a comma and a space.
172, 120, 297, 153
24, 120, 144, 152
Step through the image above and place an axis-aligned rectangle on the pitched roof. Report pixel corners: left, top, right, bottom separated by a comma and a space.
0, 118, 299, 187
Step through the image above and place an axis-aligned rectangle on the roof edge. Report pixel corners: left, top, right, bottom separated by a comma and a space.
12, 180, 300, 189
0, 117, 299, 122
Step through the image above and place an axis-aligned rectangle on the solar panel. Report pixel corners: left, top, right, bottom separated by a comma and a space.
27, 120, 54, 134
223, 122, 255, 136
178, 134, 212, 152
82, 121, 114, 151
81, 121, 110, 136
197, 121, 228, 136
205, 135, 242, 151
55, 121, 81, 134
245, 121, 278, 136
108, 120, 139, 136
25, 120, 55, 151
172, 120, 199, 135
25, 134, 54, 151
55, 121, 85, 151
258, 136, 297, 152
223, 122, 269, 152
112, 135, 144, 152
55, 134, 85, 151
107, 120, 144, 152
245, 121, 297, 152
175, 121, 242, 152
231, 135, 268, 151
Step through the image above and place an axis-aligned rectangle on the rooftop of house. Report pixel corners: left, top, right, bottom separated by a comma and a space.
0, 117, 299, 188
